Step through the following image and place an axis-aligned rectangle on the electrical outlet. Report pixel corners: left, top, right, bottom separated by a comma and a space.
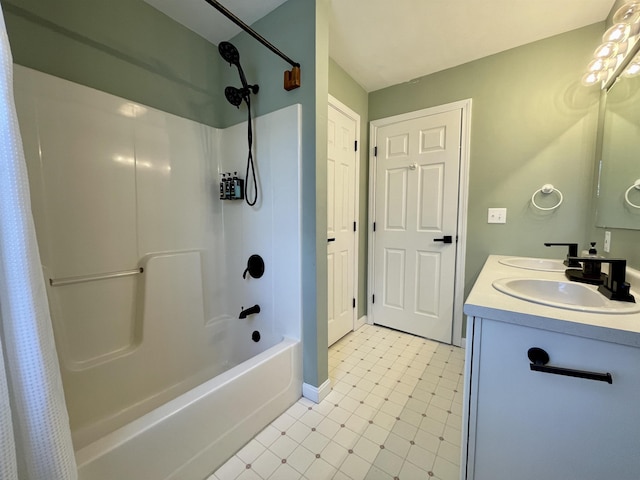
604, 231, 611, 253
488, 208, 507, 224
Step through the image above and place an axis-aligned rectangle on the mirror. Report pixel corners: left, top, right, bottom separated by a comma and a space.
596, 71, 640, 229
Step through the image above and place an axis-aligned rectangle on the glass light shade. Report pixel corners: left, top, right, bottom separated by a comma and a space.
629, 21, 640, 36
616, 40, 629, 55
613, 1, 640, 24
623, 61, 640, 77
587, 57, 610, 72
594, 42, 619, 59
581, 71, 604, 86
623, 52, 640, 77
603, 23, 631, 43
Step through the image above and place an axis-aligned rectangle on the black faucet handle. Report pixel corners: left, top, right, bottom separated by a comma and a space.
567, 257, 626, 264
567, 257, 635, 303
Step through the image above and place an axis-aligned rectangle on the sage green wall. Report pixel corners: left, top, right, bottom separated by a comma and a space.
220, 0, 314, 127
369, 24, 604, 302
328, 58, 369, 319
314, 0, 330, 388
2, 0, 224, 127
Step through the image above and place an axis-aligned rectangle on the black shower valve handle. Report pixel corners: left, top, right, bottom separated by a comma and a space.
243, 254, 265, 279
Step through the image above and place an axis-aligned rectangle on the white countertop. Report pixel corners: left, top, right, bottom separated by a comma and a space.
464, 255, 640, 348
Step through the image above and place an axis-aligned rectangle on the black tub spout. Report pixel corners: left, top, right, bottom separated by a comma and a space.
239, 304, 260, 319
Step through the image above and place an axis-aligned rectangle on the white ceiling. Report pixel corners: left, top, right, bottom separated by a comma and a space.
145, 0, 616, 92
143, 0, 290, 44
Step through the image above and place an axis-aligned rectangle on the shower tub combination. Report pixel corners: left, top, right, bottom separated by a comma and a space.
15, 65, 303, 479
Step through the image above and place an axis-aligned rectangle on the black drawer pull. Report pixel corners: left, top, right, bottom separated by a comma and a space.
327, 238, 336, 243
527, 347, 612, 384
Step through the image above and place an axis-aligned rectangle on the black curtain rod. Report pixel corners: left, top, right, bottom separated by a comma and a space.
203, 0, 300, 68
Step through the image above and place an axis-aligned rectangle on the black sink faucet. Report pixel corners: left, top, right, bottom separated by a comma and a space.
568, 257, 635, 303
544, 243, 581, 268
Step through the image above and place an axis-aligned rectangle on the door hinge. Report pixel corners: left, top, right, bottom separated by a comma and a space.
353, 221, 357, 232
374, 146, 378, 157
373, 222, 376, 232
352, 298, 356, 309
354, 140, 358, 151
372, 294, 375, 304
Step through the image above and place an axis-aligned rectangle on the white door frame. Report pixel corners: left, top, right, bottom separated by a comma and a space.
328, 94, 361, 337
368, 99, 471, 347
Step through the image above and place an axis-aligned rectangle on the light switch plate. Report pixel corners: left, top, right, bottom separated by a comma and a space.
488, 208, 507, 224
604, 231, 611, 253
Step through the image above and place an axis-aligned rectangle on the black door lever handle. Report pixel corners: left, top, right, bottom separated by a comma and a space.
433, 235, 453, 244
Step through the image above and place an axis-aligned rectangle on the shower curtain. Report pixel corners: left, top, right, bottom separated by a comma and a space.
0, 5, 77, 480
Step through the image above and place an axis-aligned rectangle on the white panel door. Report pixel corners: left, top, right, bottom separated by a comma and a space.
372, 109, 461, 342
327, 101, 357, 346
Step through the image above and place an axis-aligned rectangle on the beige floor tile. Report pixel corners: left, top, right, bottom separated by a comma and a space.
214, 325, 465, 480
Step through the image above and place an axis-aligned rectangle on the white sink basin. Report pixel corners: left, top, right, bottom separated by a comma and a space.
492, 277, 640, 314
499, 257, 566, 272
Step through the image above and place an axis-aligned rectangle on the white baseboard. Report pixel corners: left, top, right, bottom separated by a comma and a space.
355, 315, 367, 330
302, 379, 331, 404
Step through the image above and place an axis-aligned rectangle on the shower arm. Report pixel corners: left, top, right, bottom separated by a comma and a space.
203, 0, 301, 91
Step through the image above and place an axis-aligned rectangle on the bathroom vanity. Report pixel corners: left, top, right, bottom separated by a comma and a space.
462, 255, 640, 480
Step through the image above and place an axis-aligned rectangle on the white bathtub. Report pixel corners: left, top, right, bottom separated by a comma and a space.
75, 337, 302, 480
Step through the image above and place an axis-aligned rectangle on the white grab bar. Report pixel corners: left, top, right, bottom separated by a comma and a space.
49, 267, 143, 287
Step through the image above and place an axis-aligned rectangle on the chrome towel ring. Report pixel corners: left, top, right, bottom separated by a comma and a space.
624, 179, 640, 209
531, 184, 563, 211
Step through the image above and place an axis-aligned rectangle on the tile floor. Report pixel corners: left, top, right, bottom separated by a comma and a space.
208, 324, 465, 480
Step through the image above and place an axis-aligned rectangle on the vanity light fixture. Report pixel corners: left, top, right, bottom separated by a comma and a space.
588, 57, 610, 72
613, 1, 640, 24
623, 53, 640, 76
595, 41, 620, 59
582, 1, 640, 88
603, 23, 631, 43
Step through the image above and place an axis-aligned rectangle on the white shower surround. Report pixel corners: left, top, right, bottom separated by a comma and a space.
14, 65, 302, 477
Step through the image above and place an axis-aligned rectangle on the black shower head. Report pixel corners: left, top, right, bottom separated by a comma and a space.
219, 40, 250, 90
218, 41, 240, 66
219, 41, 258, 108
225, 86, 244, 108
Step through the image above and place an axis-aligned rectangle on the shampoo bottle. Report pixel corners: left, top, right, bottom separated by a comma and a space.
233, 172, 240, 199
225, 172, 232, 199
